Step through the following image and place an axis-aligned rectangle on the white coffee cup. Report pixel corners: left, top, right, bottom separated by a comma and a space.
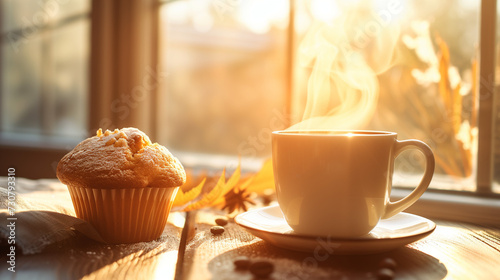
272, 130, 435, 237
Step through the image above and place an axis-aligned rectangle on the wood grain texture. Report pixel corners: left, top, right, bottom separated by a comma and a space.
0, 212, 185, 280
180, 209, 500, 280
409, 221, 500, 280
1, 206, 499, 279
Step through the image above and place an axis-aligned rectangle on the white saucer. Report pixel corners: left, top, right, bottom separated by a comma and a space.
235, 205, 436, 255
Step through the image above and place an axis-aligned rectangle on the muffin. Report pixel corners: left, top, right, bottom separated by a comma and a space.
57, 127, 186, 244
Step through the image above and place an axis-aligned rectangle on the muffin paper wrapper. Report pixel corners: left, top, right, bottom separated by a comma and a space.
67, 185, 179, 244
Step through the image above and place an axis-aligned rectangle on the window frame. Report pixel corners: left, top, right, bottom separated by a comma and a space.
476, 0, 497, 194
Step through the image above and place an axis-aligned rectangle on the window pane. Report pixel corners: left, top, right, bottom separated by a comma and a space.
47, 19, 89, 138
1, 0, 40, 33
1, 32, 43, 134
1, 0, 90, 33
54, 0, 90, 21
0, 0, 90, 144
158, 0, 289, 161
292, 0, 479, 191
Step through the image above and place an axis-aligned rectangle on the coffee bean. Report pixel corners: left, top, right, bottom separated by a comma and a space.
210, 226, 225, 235
233, 256, 251, 270
379, 258, 397, 270
249, 260, 274, 278
215, 218, 228, 226
377, 268, 394, 280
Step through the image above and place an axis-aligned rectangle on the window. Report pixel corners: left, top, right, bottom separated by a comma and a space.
157, 0, 499, 194
290, 0, 481, 192
0, 0, 90, 147
158, 0, 289, 164
1, 0, 499, 198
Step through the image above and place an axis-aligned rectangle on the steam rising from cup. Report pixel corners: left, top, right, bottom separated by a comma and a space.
289, 4, 401, 131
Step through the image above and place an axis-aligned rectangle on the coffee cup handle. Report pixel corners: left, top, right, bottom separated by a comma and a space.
382, 139, 435, 219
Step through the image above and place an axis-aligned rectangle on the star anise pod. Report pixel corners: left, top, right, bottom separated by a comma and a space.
222, 187, 256, 213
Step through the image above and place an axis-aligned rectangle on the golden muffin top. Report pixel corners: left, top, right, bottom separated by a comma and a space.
57, 127, 186, 189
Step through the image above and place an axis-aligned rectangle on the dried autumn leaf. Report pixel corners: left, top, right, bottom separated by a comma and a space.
213, 159, 275, 213
183, 169, 226, 211
436, 34, 452, 109
180, 169, 208, 192
471, 59, 478, 128
437, 35, 474, 177
452, 84, 462, 135
219, 176, 256, 213
172, 160, 276, 213
244, 158, 275, 195
211, 164, 241, 206
172, 177, 206, 208
181, 163, 241, 211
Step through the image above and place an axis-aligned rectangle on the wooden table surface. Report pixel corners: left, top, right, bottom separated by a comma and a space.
1, 177, 500, 280
1, 206, 499, 280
